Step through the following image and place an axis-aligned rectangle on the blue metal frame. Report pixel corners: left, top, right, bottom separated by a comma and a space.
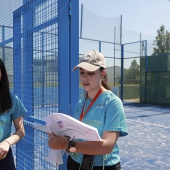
58, 0, 79, 169
1, 26, 5, 62
58, 1, 70, 169
58, 0, 79, 119
0, 25, 13, 47
23, 1, 34, 117
58, 0, 70, 116
13, 1, 35, 169
13, 0, 79, 169
13, 10, 23, 169
69, 0, 79, 116
13, 14, 22, 98
23, 4, 34, 170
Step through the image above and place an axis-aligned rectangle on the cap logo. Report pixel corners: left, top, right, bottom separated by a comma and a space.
72, 50, 106, 71
83, 54, 91, 62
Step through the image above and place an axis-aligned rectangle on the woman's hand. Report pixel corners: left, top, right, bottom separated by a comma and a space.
48, 133, 68, 150
0, 140, 10, 160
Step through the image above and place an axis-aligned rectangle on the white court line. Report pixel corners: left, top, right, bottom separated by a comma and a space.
127, 119, 170, 129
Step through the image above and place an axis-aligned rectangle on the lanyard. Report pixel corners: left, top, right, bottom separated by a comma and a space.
79, 87, 103, 121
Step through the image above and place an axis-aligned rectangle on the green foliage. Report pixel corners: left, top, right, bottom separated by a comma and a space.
123, 85, 139, 100
153, 25, 170, 55
124, 59, 140, 84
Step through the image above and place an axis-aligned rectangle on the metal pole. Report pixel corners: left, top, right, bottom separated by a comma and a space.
41, 32, 45, 107
120, 15, 123, 100
120, 15, 122, 45
99, 41, 101, 52
2, 26, 5, 62
144, 40, 148, 103
80, 3, 83, 38
121, 44, 124, 100
114, 26, 116, 86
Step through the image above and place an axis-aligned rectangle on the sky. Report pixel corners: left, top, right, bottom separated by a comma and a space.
79, 0, 170, 37
1, 0, 170, 68
78, 0, 170, 68
1, 0, 170, 41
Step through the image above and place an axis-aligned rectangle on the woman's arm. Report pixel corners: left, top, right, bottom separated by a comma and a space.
0, 116, 25, 159
3, 116, 25, 146
48, 131, 119, 155
76, 131, 119, 155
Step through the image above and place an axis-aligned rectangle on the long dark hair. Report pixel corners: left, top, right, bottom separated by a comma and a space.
100, 67, 111, 90
0, 59, 12, 113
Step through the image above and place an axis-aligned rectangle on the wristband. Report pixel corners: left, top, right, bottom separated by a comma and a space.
65, 136, 76, 153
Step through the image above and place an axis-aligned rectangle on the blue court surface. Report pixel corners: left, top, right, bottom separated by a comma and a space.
119, 103, 170, 170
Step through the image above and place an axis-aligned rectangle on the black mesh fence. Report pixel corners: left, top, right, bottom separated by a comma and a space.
140, 55, 170, 105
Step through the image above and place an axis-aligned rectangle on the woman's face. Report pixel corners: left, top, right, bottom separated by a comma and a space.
79, 68, 102, 93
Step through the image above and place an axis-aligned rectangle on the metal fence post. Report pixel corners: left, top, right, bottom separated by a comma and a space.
121, 44, 124, 101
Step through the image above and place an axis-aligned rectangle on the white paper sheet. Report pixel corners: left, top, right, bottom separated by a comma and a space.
34, 113, 103, 165
45, 113, 102, 141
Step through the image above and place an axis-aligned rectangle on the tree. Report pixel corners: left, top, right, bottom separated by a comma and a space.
124, 59, 140, 84
153, 25, 170, 55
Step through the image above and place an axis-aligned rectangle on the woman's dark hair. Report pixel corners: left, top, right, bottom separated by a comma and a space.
100, 67, 111, 90
0, 59, 12, 113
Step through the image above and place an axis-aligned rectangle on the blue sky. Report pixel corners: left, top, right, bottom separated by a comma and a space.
79, 0, 170, 37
